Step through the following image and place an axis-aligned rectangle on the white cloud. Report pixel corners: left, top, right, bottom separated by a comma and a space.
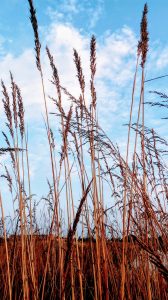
0, 21, 139, 134
1, 9, 168, 214
47, 0, 104, 29
89, 0, 104, 29
46, 0, 81, 23
0, 35, 6, 56
61, 0, 79, 13
155, 46, 168, 69
97, 27, 137, 84
0, 20, 145, 202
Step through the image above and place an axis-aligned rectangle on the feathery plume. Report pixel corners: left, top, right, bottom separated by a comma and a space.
28, 0, 41, 72
64, 105, 73, 141
1, 81, 14, 138
16, 85, 25, 139
46, 46, 62, 106
50, 129, 55, 149
90, 35, 97, 108
90, 35, 96, 78
1, 166, 13, 194
60, 106, 73, 164
10, 72, 18, 129
139, 3, 149, 67
73, 49, 85, 95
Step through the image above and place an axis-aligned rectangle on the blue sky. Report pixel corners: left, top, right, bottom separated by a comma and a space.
0, 0, 167, 55
0, 0, 168, 54
1, 0, 168, 214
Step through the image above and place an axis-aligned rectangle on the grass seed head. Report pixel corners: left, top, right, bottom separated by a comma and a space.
140, 3, 149, 68
28, 0, 41, 72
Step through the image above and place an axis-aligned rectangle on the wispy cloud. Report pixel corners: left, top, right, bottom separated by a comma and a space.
88, 0, 104, 29
155, 46, 168, 70
47, 0, 104, 29
1, 14, 168, 198
0, 21, 138, 122
61, 0, 79, 13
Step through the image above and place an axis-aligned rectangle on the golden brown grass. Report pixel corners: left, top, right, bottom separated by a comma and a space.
0, 1, 167, 299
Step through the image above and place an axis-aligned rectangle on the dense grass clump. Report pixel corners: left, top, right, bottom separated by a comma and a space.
0, 1, 167, 299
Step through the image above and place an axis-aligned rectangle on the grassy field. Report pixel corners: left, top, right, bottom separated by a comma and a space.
0, 1, 167, 299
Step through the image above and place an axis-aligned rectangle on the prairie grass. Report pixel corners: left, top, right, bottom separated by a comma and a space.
0, 1, 167, 299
